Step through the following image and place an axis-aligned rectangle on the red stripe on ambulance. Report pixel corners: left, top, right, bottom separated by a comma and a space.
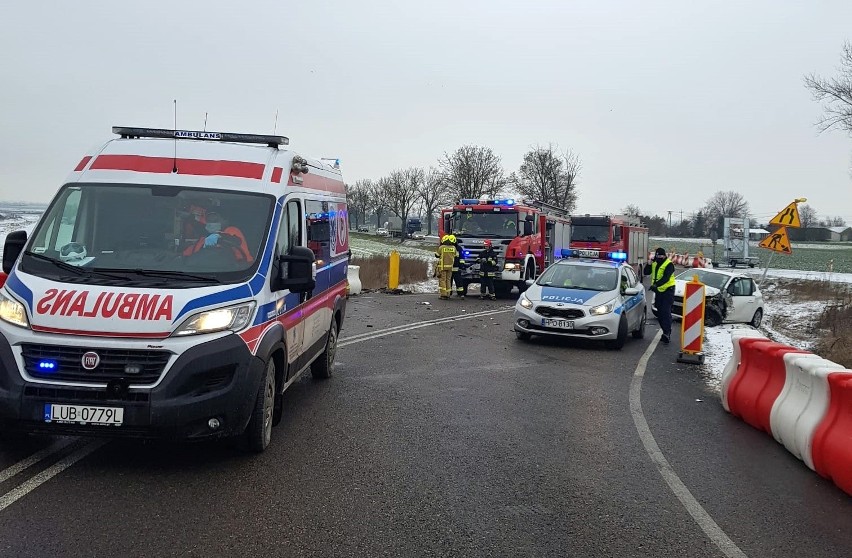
288, 172, 346, 194
74, 156, 92, 172
90, 155, 265, 179
36, 289, 173, 321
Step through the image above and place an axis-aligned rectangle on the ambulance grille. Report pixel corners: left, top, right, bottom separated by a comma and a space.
21, 344, 170, 384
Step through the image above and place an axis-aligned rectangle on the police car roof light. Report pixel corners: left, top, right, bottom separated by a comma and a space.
608, 251, 628, 261
494, 199, 515, 206
561, 248, 577, 258
112, 127, 290, 147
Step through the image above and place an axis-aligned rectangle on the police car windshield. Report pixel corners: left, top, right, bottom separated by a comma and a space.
451, 211, 517, 238
21, 184, 274, 286
537, 262, 619, 291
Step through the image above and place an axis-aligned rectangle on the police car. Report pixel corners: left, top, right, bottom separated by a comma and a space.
513, 250, 647, 349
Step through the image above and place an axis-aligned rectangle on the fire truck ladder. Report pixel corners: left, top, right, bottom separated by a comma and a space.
522, 199, 570, 217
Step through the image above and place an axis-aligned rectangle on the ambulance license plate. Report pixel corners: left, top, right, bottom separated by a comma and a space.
543, 318, 574, 329
44, 404, 124, 426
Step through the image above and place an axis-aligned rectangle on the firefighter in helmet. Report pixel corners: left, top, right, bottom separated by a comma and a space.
477, 239, 498, 300
435, 234, 459, 300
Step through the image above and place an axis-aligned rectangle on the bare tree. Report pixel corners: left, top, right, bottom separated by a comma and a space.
368, 179, 389, 229
514, 145, 580, 212
385, 168, 423, 243
347, 179, 372, 229
830, 216, 848, 227
799, 204, 818, 228
703, 190, 750, 237
439, 145, 505, 199
418, 167, 450, 236
804, 42, 852, 136
621, 204, 642, 217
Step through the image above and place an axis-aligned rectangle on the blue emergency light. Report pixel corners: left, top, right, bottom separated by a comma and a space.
609, 251, 628, 261
494, 199, 515, 206
462, 250, 472, 258
37, 360, 57, 371
459, 199, 480, 205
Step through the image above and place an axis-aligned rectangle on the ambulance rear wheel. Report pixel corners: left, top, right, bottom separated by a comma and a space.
244, 358, 276, 453
312, 317, 339, 379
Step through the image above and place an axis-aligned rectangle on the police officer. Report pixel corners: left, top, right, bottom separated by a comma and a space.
645, 247, 676, 344
435, 235, 458, 300
477, 239, 498, 300
451, 235, 467, 299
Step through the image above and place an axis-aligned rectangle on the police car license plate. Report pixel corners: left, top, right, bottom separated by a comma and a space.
44, 404, 124, 426
543, 318, 574, 329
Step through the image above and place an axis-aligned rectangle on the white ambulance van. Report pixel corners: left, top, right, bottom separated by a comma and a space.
0, 127, 350, 452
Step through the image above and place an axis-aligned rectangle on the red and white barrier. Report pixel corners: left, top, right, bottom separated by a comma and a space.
721, 334, 852, 496
646, 251, 712, 268
720, 329, 767, 412
768, 354, 838, 469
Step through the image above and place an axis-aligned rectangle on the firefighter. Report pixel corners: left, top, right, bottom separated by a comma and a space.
435, 235, 458, 300
477, 239, 498, 300
451, 235, 467, 299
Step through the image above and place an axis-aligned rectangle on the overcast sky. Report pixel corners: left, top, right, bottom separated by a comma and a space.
1, 1, 851, 224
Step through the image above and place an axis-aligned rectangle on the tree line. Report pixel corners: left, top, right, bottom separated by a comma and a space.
347, 144, 581, 237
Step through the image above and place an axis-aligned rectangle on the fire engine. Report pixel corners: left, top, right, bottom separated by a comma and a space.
569, 214, 649, 274
438, 198, 571, 297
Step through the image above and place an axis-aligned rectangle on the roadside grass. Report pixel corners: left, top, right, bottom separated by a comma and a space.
350, 254, 429, 290
813, 285, 852, 368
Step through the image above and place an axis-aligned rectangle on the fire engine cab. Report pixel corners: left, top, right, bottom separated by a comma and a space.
438, 198, 571, 297
569, 215, 649, 275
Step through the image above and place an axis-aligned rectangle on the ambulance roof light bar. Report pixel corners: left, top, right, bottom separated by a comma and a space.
112, 127, 289, 147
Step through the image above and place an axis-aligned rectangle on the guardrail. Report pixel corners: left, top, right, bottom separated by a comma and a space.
721, 332, 852, 496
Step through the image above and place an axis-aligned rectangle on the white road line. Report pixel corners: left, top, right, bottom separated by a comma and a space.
0, 437, 78, 484
0, 440, 107, 513
630, 331, 749, 558
339, 307, 513, 348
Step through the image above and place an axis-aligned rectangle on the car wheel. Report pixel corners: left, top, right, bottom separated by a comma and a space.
606, 316, 628, 350
311, 317, 339, 379
244, 358, 276, 453
750, 308, 763, 329
632, 308, 646, 339
516, 331, 531, 341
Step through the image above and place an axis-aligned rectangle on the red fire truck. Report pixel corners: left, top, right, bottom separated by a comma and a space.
568, 214, 649, 273
438, 198, 571, 297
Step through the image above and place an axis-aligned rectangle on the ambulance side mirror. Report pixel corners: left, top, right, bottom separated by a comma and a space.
3, 231, 27, 273
274, 246, 316, 293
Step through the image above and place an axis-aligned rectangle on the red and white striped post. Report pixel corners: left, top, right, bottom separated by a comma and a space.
677, 275, 706, 364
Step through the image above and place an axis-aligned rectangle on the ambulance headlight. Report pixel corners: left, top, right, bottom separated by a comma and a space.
0, 291, 29, 329
173, 302, 256, 336
589, 299, 617, 316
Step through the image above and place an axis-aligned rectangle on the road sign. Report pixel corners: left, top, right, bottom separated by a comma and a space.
769, 203, 801, 228
758, 226, 793, 254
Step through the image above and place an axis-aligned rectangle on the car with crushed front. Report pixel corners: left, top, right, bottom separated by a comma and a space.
513, 250, 647, 350
671, 268, 764, 328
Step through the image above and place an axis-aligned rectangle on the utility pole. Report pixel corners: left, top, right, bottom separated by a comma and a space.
667, 210, 673, 234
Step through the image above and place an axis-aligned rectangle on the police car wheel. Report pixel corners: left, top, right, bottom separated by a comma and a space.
245, 359, 276, 453
516, 331, 531, 341
632, 309, 646, 339
606, 316, 628, 350
312, 317, 339, 379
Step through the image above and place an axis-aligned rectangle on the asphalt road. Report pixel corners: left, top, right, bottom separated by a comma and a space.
0, 293, 851, 557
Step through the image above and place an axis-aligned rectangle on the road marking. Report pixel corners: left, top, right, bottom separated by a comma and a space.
0, 440, 106, 513
339, 307, 513, 348
630, 331, 748, 558
0, 437, 78, 484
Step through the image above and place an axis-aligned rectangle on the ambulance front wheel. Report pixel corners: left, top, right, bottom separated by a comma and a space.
244, 358, 276, 453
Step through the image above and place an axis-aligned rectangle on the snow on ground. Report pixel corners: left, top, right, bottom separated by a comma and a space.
744, 267, 852, 284
0, 214, 41, 258
349, 236, 435, 261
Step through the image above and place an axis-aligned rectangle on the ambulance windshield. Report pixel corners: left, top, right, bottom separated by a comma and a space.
451, 211, 518, 238
20, 184, 275, 286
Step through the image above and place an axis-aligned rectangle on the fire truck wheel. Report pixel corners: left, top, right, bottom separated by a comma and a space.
606, 316, 628, 350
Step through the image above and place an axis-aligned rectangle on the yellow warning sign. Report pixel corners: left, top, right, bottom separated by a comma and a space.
769, 203, 801, 228
759, 226, 793, 254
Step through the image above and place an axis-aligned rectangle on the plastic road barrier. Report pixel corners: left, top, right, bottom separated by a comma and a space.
347, 265, 362, 295
721, 329, 768, 412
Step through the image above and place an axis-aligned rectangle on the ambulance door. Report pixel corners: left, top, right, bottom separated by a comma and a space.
277, 198, 307, 366
304, 198, 333, 353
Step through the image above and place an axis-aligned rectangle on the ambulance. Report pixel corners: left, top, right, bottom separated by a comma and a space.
0, 126, 350, 452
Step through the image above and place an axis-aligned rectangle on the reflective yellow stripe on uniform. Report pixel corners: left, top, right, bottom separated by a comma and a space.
651, 259, 675, 292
